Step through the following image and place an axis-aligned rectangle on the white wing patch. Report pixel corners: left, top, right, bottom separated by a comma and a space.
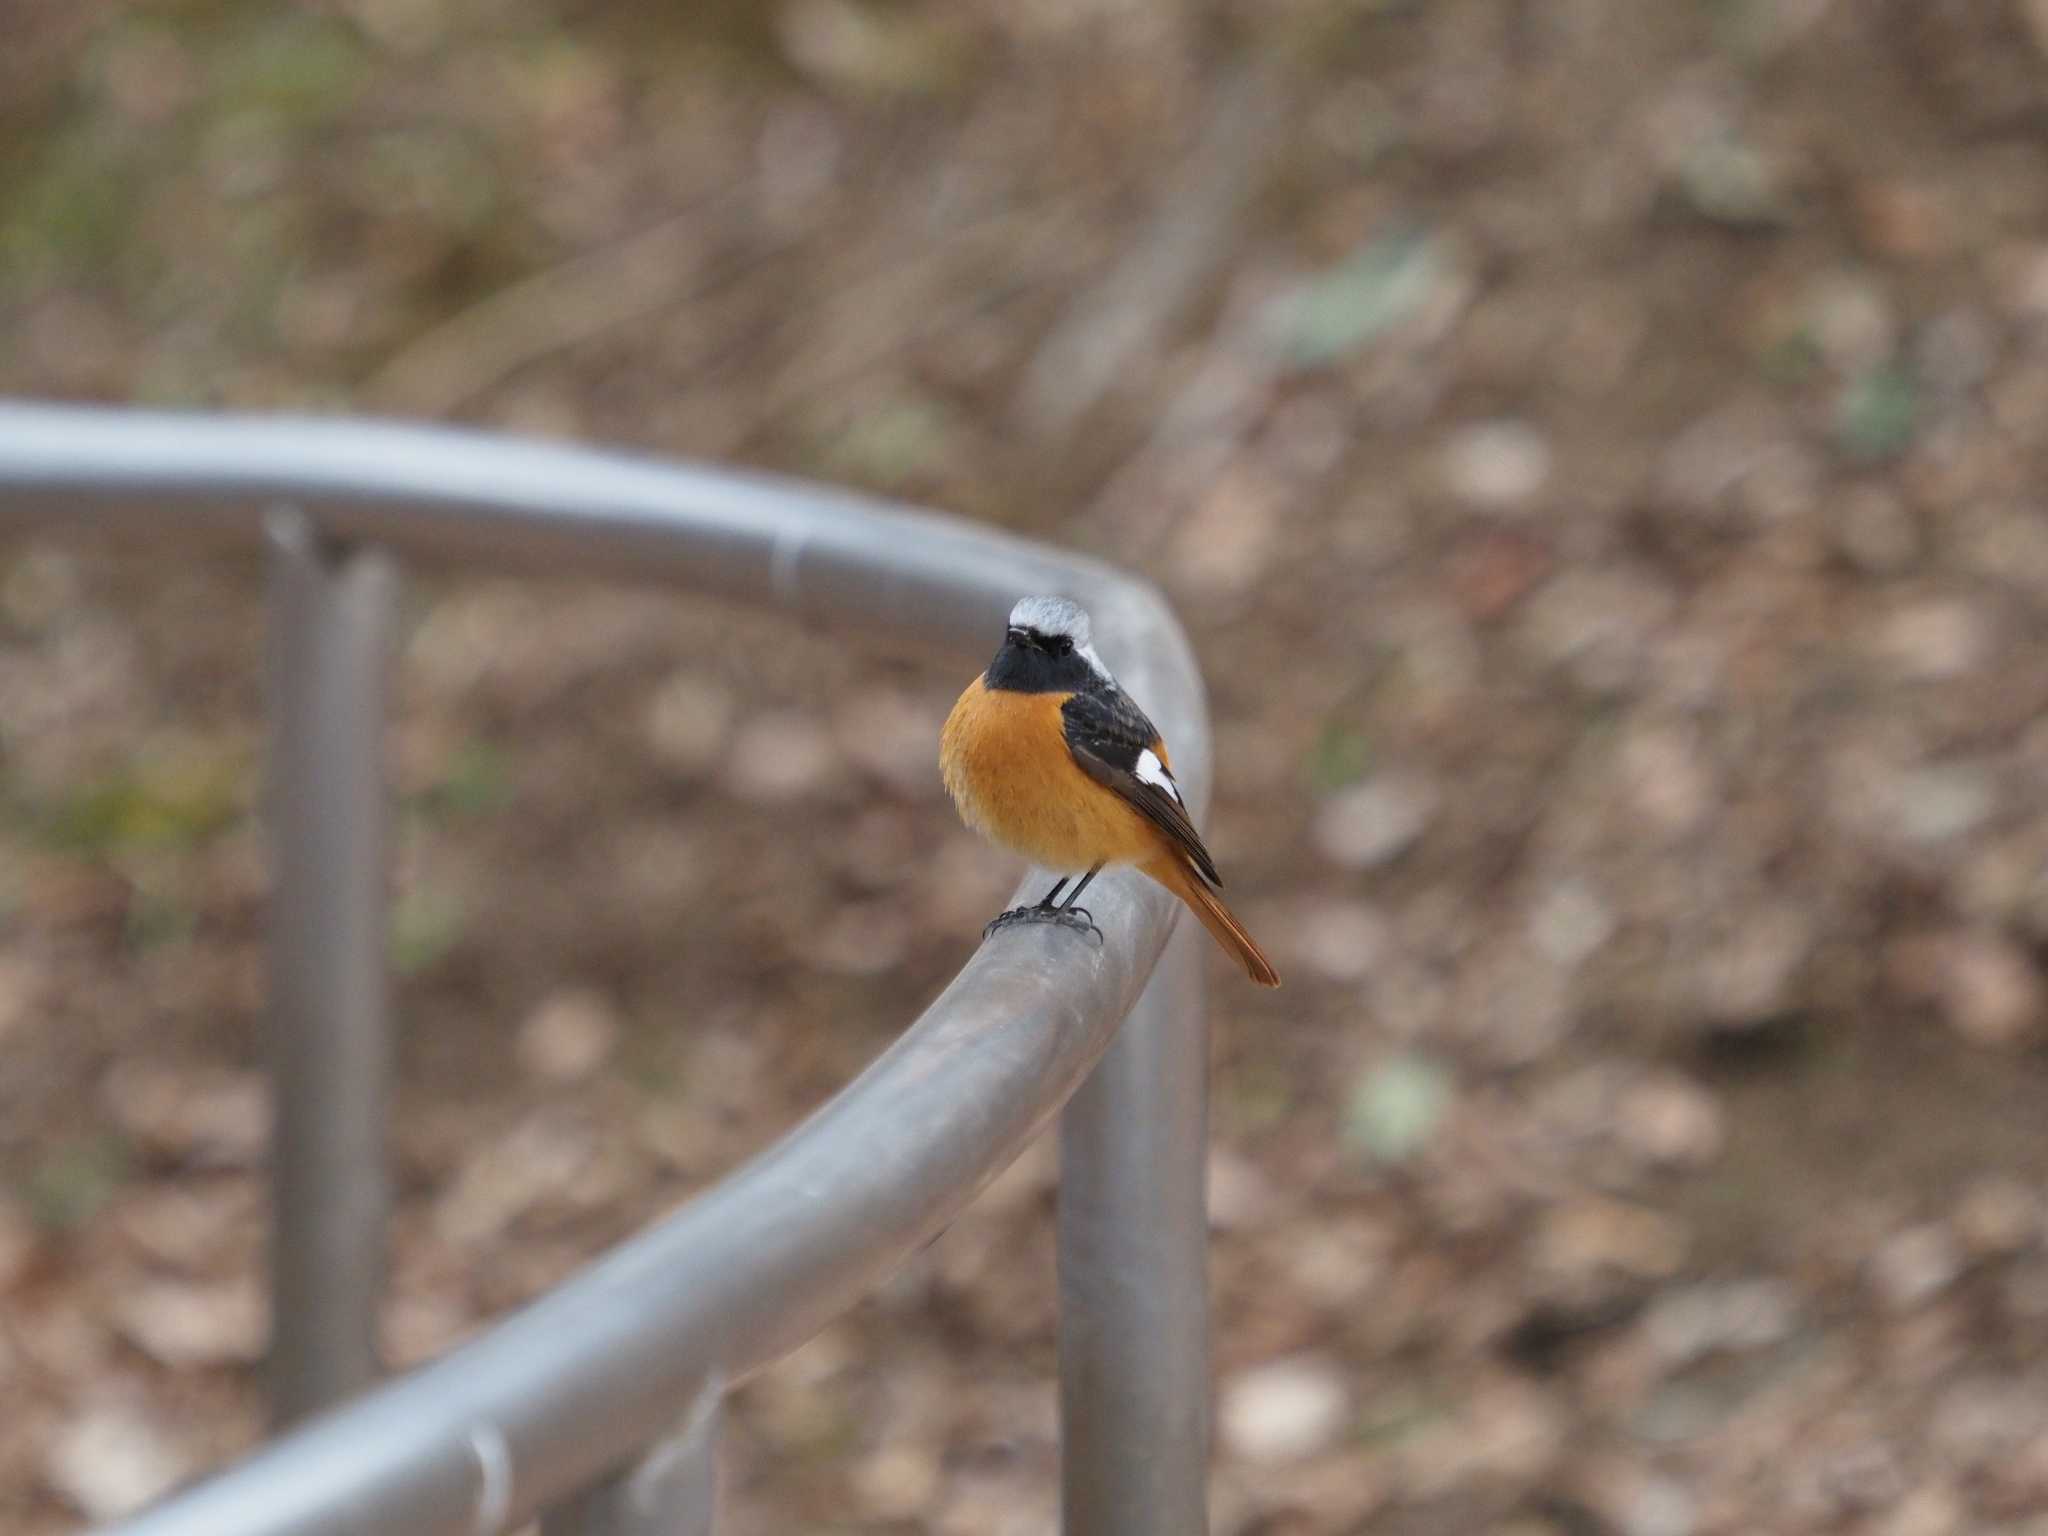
1135, 747, 1182, 803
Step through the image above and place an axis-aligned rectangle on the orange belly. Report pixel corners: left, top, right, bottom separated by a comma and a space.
940, 676, 1159, 871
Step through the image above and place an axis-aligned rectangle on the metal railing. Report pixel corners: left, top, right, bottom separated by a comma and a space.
0, 402, 1212, 1536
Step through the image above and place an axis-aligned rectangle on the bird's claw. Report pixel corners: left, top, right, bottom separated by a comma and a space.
984, 905, 1104, 946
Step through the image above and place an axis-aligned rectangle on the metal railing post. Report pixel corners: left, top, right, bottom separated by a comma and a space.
1058, 922, 1210, 1536
264, 509, 398, 1423
541, 1383, 722, 1536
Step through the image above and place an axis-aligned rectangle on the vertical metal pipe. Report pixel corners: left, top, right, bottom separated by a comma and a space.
265, 509, 397, 1424
541, 1384, 722, 1536
1057, 923, 1210, 1536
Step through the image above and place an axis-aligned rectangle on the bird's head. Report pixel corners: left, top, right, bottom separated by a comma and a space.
1005, 595, 1091, 656
988, 595, 1114, 692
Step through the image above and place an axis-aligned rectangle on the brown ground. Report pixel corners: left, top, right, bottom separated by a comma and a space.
8, 2, 2048, 1532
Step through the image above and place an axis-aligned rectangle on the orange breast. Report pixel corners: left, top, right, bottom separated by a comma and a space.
940, 676, 1159, 871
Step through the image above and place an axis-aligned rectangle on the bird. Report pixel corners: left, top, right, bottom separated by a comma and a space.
940, 595, 1281, 987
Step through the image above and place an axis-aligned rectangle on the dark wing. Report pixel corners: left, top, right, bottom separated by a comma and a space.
1061, 686, 1221, 888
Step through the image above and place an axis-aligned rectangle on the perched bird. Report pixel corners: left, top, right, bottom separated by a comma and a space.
940, 596, 1280, 987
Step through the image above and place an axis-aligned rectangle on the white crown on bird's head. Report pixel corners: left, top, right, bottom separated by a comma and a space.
1007, 595, 1091, 644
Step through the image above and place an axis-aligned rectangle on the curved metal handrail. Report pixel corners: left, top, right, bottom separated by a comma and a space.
0, 402, 1211, 1536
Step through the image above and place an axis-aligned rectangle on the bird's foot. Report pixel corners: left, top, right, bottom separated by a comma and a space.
984, 904, 1104, 946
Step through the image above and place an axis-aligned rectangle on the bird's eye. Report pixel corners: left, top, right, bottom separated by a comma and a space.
1047, 634, 1074, 656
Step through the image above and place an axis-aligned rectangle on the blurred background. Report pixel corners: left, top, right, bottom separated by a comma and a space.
6, 1, 2048, 1531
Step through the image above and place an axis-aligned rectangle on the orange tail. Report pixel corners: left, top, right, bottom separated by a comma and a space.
1144, 856, 1281, 988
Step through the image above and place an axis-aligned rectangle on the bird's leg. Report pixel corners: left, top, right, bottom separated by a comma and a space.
985, 865, 1105, 945
1053, 865, 1101, 923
